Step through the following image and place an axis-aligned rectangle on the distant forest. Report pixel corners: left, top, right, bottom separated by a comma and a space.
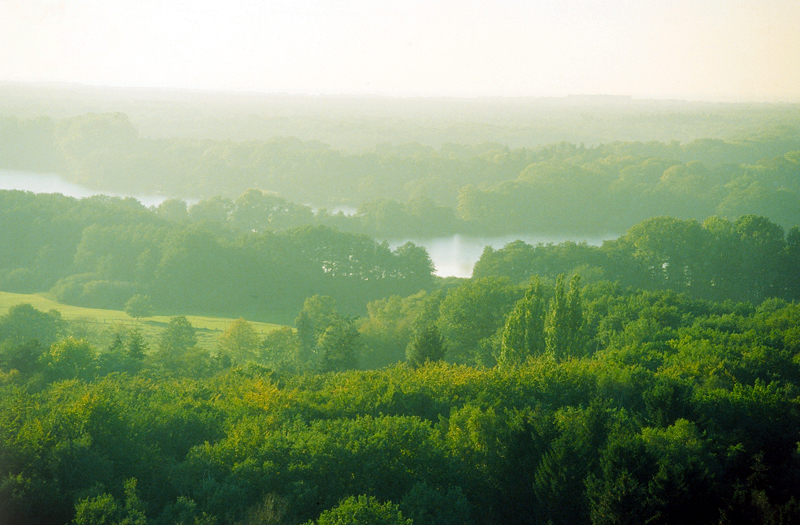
2, 93, 800, 237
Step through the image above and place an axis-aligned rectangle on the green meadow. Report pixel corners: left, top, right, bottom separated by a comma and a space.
0, 291, 286, 351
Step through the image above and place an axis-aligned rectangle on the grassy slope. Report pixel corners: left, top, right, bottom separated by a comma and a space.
0, 291, 286, 351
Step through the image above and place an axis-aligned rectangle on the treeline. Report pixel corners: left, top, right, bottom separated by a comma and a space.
2, 113, 800, 235
0, 190, 434, 322
5, 85, 799, 150
474, 214, 800, 304
2, 281, 800, 524
4, 187, 798, 318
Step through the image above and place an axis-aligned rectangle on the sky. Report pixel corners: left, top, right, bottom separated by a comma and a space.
1, 0, 799, 101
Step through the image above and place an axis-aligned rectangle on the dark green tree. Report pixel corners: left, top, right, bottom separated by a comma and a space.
437, 276, 521, 366
295, 295, 340, 367
124, 294, 153, 319
318, 317, 360, 373
393, 241, 436, 290
0, 303, 64, 348
545, 274, 569, 359
0, 339, 45, 375
159, 316, 196, 352
565, 274, 586, 355
156, 315, 197, 369
406, 323, 446, 369
126, 326, 147, 360
400, 482, 472, 525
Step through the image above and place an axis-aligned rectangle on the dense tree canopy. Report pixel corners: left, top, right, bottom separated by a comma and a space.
2, 288, 800, 525
2, 102, 800, 525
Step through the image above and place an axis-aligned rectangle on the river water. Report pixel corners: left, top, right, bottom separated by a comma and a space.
0, 169, 172, 207
0, 169, 613, 278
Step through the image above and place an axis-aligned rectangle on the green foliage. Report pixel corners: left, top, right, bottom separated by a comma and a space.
2, 201, 800, 525
73, 492, 119, 525
155, 316, 216, 376
0, 303, 65, 348
123, 295, 153, 319
498, 277, 546, 366
158, 316, 197, 355
0, 189, 439, 322
475, 214, 800, 305
406, 323, 446, 369
309, 495, 411, 525
586, 420, 715, 525
259, 326, 302, 373
358, 292, 430, 369
437, 277, 521, 366
126, 327, 147, 360
217, 318, 260, 364
119, 478, 147, 525
545, 274, 585, 360
318, 317, 361, 373
46, 337, 96, 381
400, 482, 472, 525
0, 339, 46, 376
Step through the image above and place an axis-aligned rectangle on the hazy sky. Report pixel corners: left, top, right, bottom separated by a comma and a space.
2, 0, 799, 101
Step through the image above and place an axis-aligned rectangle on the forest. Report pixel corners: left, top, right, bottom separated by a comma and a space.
1, 189, 800, 524
2, 245, 800, 524
2, 90, 800, 525
2, 98, 800, 237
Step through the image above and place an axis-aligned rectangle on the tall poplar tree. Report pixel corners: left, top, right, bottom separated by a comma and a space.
498, 277, 546, 366
565, 274, 586, 355
545, 274, 585, 360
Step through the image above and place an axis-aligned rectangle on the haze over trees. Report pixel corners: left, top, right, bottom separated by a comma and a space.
1, 87, 800, 525
2, 92, 800, 237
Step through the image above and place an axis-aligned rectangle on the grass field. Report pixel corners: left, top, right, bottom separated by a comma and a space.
0, 291, 287, 351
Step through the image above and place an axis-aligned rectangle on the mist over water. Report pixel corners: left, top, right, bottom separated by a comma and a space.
0, 170, 173, 208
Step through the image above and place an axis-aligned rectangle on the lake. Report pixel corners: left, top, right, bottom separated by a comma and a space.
0, 169, 614, 278
0, 169, 173, 208
387, 233, 613, 278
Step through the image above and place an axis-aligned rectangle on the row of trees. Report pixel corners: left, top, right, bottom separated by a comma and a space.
0, 190, 435, 321
474, 215, 800, 304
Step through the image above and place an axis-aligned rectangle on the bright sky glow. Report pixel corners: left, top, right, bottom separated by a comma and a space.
2, 0, 799, 101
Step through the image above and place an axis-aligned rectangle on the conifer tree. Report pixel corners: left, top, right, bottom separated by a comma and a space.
126, 326, 147, 360
406, 323, 446, 368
